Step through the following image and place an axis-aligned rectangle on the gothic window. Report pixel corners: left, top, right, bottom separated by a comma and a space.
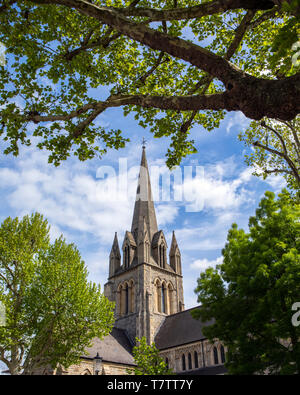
167, 283, 173, 314
125, 246, 130, 268
118, 284, 123, 316
220, 345, 226, 363
124, 246, 127, 268
213, 346, 219, 365
159, 245, 162, 267
161, 283, 166, 313
182, 354, 186, 371
155, 280, 161, 313
188, 353, 192, 370
194, 351, 199, 368
165, 357, 169, 369
176, 254, 180, 271
125, 283, 129, 315
129, 280, 135, 313
159, 244, 166, 268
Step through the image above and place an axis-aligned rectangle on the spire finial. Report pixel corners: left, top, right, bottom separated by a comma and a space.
142, 137, 147, 149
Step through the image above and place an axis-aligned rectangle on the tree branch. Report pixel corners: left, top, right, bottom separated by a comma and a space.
24, 92, 235, 125
30, 0, 246, 85
27, 0, 300, 121
253, 140, 300, 184
110, 0, 276, 21
261, 120, 289, 156
180, 10, 256, 134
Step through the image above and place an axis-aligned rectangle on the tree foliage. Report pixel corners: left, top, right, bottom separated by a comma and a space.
128, 336, 173, 375
0, 213, 115, 375
239, 116, 300, 190
0, 0, 299, 166
193, 190, 300, 375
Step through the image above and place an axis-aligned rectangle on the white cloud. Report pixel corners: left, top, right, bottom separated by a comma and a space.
226, 111, 249, 134
174, 158, 254, 213
263, 174, 286, 192
156, 204, 179, 227
190, 256, 223, 271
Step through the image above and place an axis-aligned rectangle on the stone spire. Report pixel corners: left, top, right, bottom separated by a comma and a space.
111, 232, 121, 257
169, 230, 181, 274
170, 231, 179, 255
109, 232, 121, 277
131, 147, 158, 242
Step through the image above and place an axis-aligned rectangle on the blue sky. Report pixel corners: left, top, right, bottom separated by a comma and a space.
0, 106, 286, 310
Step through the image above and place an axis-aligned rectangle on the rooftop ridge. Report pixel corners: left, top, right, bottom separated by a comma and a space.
165, 305, 202, 319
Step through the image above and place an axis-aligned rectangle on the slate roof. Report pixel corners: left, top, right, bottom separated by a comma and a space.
155, 306, 215, 350
82, 327, 136, 366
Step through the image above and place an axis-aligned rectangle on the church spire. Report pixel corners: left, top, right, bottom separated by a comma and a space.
111, 232, 121, 257
170, 231, 178, 255
170, 230, 181, 274
109, 232, 121, 277
131, 146, 158, 242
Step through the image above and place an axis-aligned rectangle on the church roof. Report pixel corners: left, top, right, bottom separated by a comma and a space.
131, 147, 158, 242
82, 327, 136, 366
154, 306, 214, 351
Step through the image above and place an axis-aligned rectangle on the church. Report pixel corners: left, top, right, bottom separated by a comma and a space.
43, 147, 227, 375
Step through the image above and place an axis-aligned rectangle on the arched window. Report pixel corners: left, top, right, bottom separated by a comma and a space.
118, 284, 123, 316
182, 354, 186, 371
188, 353, 192, 370
194, 351, 198, 368
124, 246, 127, 268
220, 345, 226, 363
165, 357, 169, 369
167, 283, 173, 314
159, 245, 162, 267
161, 284, 166, 313
155, 280, 161, 313
125, 283, 129, 314
126, 246, 130, 268
213, 346, 219, 365
129, 280, 135, 313
176, 254, 180, 272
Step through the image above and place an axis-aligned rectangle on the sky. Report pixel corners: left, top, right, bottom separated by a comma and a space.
0, 106, 286, 311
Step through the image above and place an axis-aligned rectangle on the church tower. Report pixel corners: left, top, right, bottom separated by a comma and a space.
104, 147, 185, 344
